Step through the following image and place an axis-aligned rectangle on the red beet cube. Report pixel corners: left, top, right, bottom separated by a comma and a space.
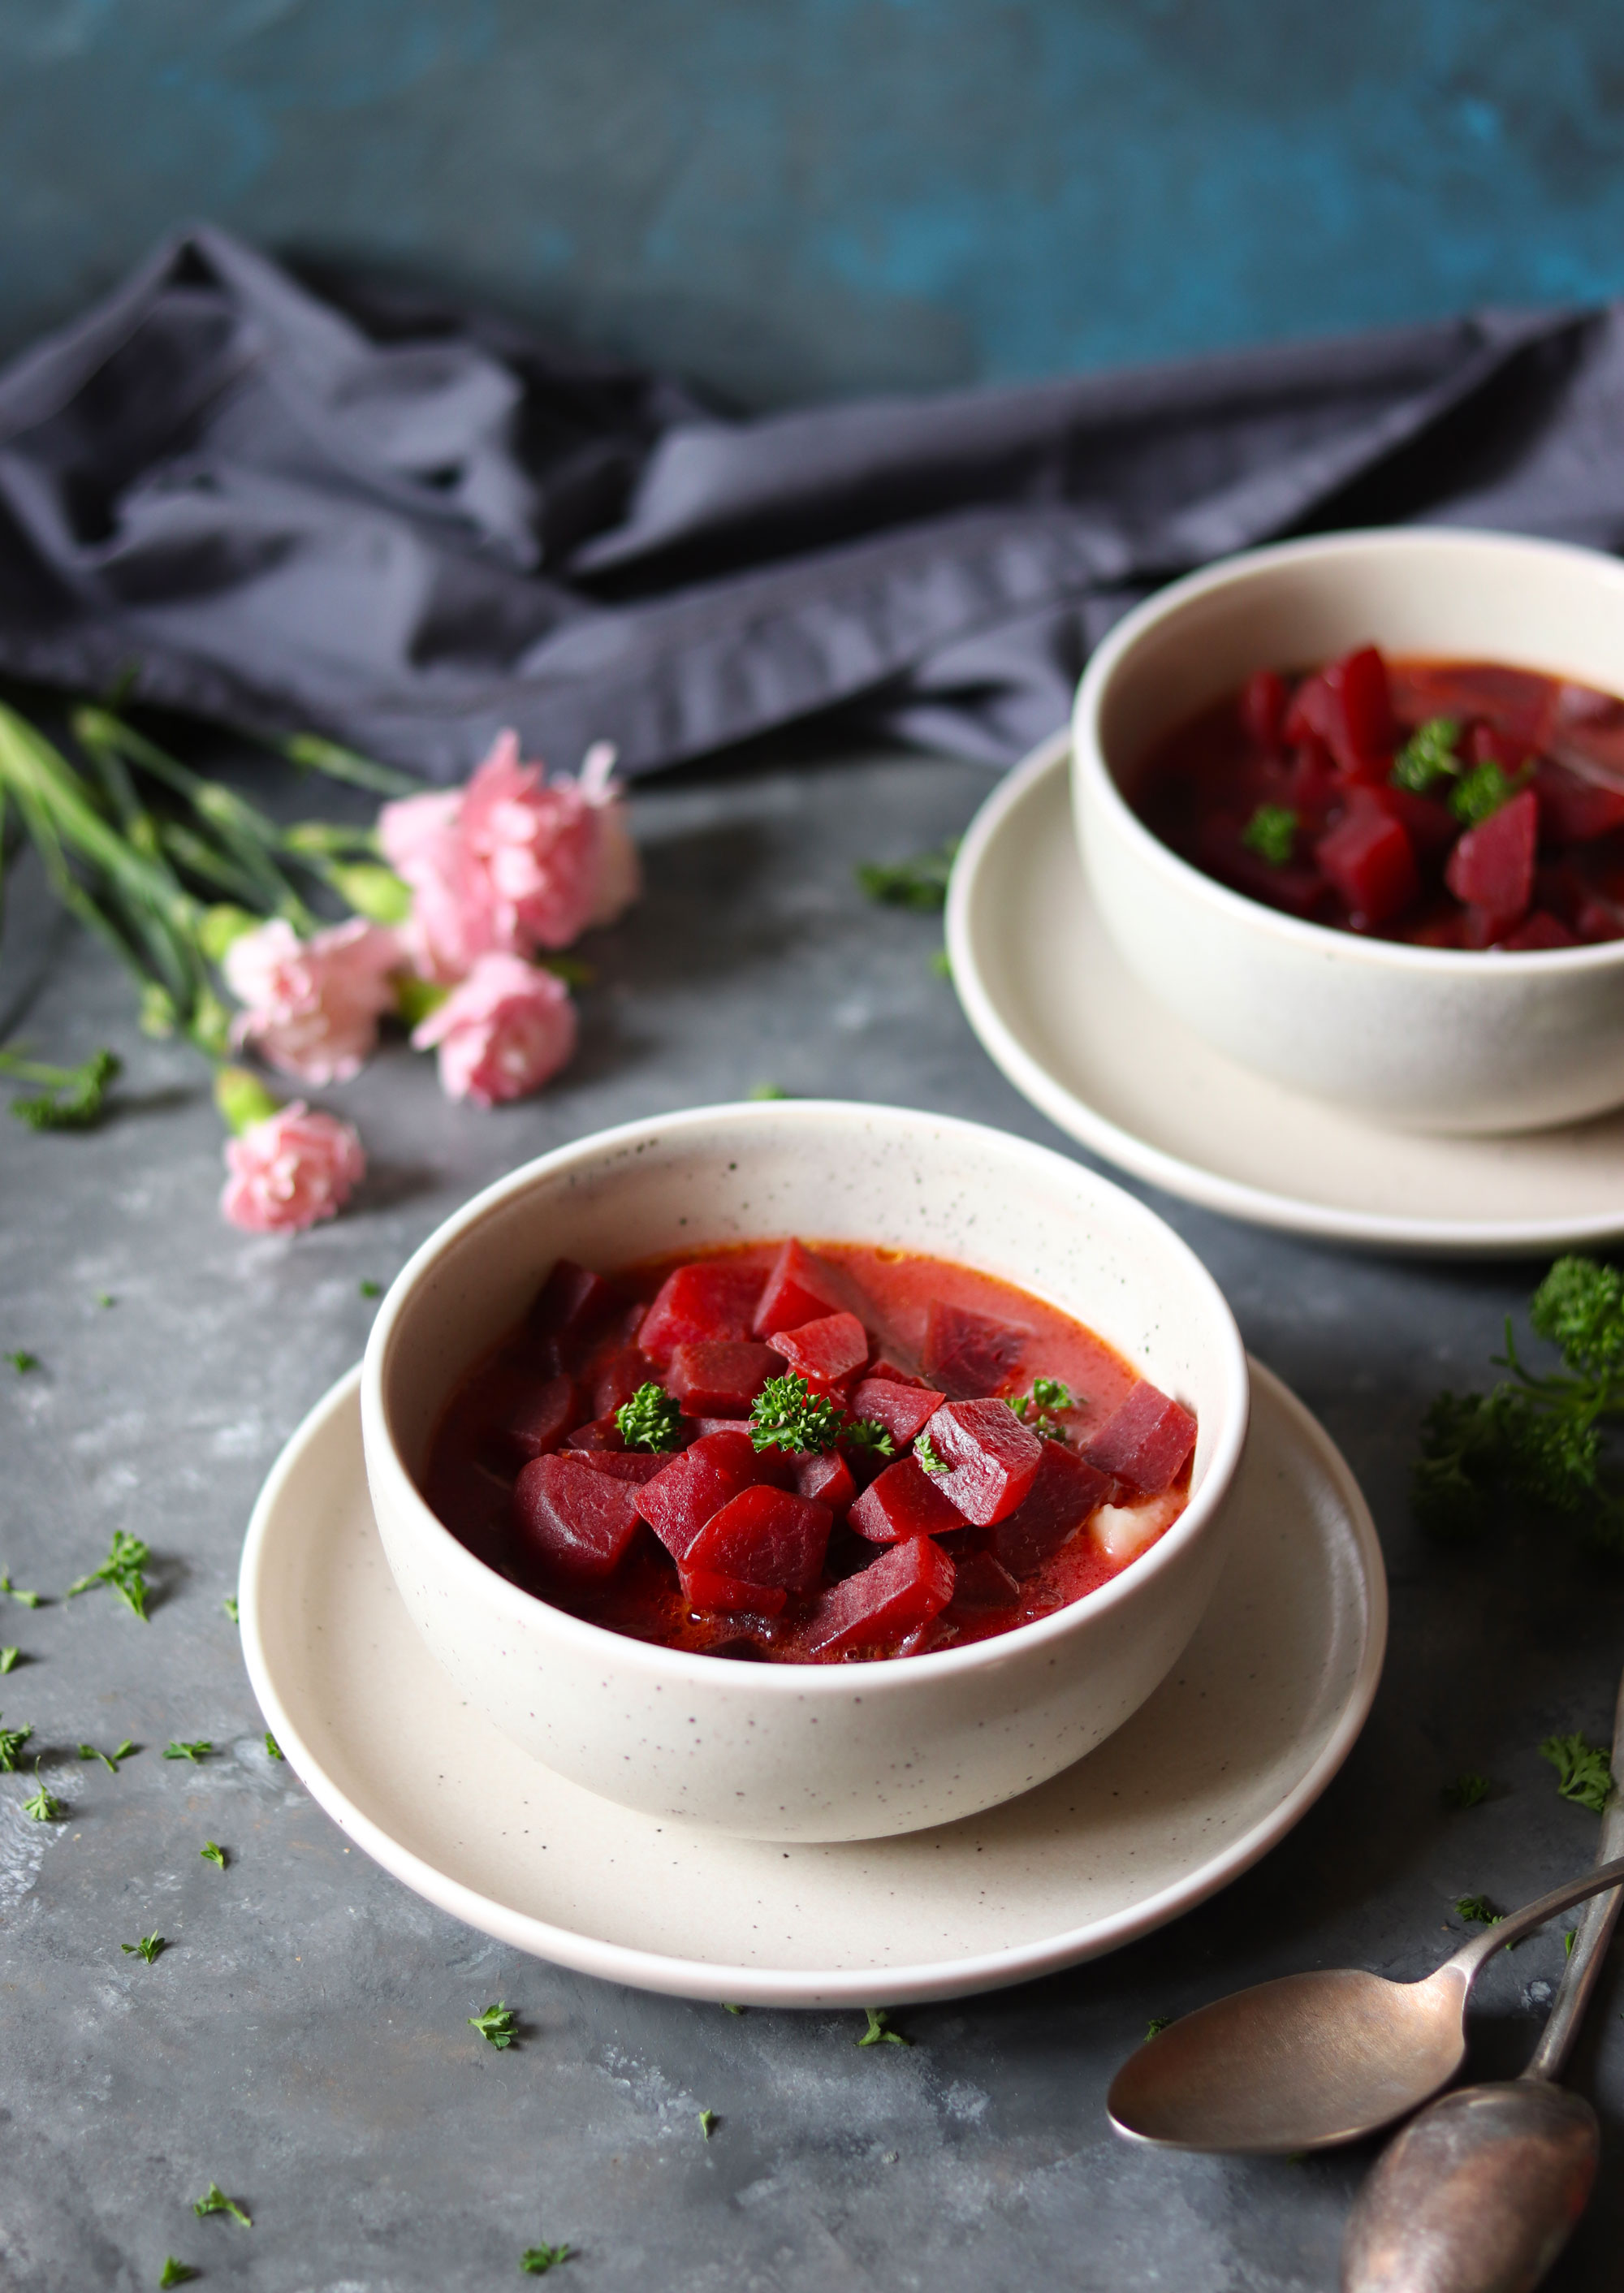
869, 1355, 927, 1387
1282, 646, 1394, 778
513, 1453, 644, 1580
768, 1311, 869, 1385
950, 1550, 1021, 1610
683, 1484, 832, 1596
636, 1428, 763, 1561
751, 1239, 870, 1339
1367, 783, 1458, 860
849, 1456, 967, 1544
922, 1399, 1043, 1526
1499, 909, 1576, 951
795, 1449, 856, 1511
564, 1412, 625, 1452
921, 1303, 1027, 1401
851, 1377, 944, 1446
499, 1374, 578, 1464
988, 1441, 1112, 1576
804, 1535, 956, 1658
1082, 1381, 1196, 1494
1241, 667, 1289, 749
667, 1339, 780, 1416
574, 1450, 670, 1485
1315, 798, 1419, 927
592, 1345, 659, 1419
1534, 759, 1624, 844
682, 1569, 788, 1618
1445, 788, 1536, 931
529, 1259, 613, 1344
639, 1261, 766, 1364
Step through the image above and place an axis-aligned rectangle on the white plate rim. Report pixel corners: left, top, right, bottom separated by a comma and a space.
238, 1358, 1387, 2006
946, 731, 1624, 1256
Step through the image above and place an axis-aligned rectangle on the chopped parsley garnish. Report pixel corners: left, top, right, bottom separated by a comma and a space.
79, 1739, 136, 1773
358, 1279, 382, 1298
1145, 2015, 1172, 2040
158, 2260, 198, 2287
264, 1732, 283, 1761
123, 1932, 166, 1963
192, 2180, 251, 2226
23, 1772, 65, 1821
1415, 1257, 1624, 1552
1449, 759, 1524, 827
0, 1718, 33, 1772
164, 1740, 212, 1764
1011, 1375, 1075, 1439
0, 1649, 18, 1675
914, 1433, 947, 1475
222, 1596, 239, 1624
469, 2001, 519, 2049
1389, 717, 1461, 794
1454, 1893, 1502, 1926
857, 2006, 912, 2047
66, 1528, 151, 1619
615, 1381, 684, 1453
857, 837, 961, 911
200, 1842, 227, 1869
750, 1373, 844, 1456
841, 1418, 896, 1458
0, 1576, 43, 1608
6, 1350, 39, 1374
699, 2108, 718, 2139
1, 1045, 121, 1131
1442, 1773, 1492, 1811
1540, 1731, 1614, 1813
1240, 804, 1298, 866
520, 2243, 572, 2275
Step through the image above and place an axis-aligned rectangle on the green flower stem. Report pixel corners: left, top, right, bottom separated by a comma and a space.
214, 1065, 281, 1137
277, 730, 421, 797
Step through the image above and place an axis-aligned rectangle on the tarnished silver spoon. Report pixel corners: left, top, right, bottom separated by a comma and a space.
1107, 1850, 1624, 2155
1340, 1669, 1624, 2293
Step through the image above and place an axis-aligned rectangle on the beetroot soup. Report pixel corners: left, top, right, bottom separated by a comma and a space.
1133, 647, 1624, 948
422, 1237, 1197, 1664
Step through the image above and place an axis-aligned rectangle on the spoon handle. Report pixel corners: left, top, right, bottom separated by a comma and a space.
1524, 1665, 1624, 2083
1445, 1850, 1624, 1983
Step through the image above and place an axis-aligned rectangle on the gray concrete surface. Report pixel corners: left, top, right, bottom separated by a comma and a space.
1, 739, 1621, 2291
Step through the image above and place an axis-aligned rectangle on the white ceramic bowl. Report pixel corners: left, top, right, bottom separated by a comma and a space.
361, 1101, 1250, 1842
1072, 529, 1624, 1134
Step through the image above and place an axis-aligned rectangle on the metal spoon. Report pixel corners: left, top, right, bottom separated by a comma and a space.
1107, 1850, 1624, 2154
1340, 1671, 1624, 2293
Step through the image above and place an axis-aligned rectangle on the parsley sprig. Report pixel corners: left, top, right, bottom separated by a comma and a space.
1389, 716, 1462, 794
0, 1045, 121, 1131
200, 1842, 227, 1869
857, 2006, 912, 2047
615, 1381, 684, 1453
914, 1433, 947, 1475
158, 2260, 198, 2287
0, 1575, 43, 1608
520, 2243, 572, 2274
192, 2180, 251, 2227
1450, 759, 1527, 827
1540, 1732, 1615, 1813
469, 2001, 519, 2049
79, 1739, 136, 1773
856, 838, 960, 911
1011, 1375, 1075, 1440
1414, 1257, 1624, 1552
1454, 1893, 1503, 1926
123, 1932, 165, 1963
1442, 1773, 1492, 1811
1241, 804, 1297, 866
23, 1772, 65, 1821
0, 1717, 32, 1772
0, 1649, 18, 1674
164, 1740, 212, 1764
66, 1528, 151, 1619
750, 1373, 844, 1456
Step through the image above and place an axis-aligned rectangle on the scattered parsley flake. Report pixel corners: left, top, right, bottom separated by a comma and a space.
200, 1842, 227, 1870
22, 1773, 64, 1821
1145, 2015, 1172, 2040
358, 1279, 381, 1298
1540, 1731, 1614, 1813
747, 1082, 788, 1101
1454, 1894, 1503, 1926
1450, 759, 1526, 827
615, 1381, 684, 1453
469, 2001, 519, 2049
857, 838, 960, 911
699, 2108, 718, 2139
222, 1596, 239, 1624
721, 2002, 744, 2015
2, 1046, 121, 1132
6, 1350, 39, 1374
0, 1719, 33, 1772
857, 2006, 912, 2048
164, 1740, 212, 1764
841, 1417, 896, 1457
1389, 717, 1462, 794
931, 945, 952, 978
520, 2243, 572, 2275
79, 1740, 136, 1773
0, 1577, 43, 1609
264, 1733, 283, 1761
0, 1648, 18, 1674
750, 1373, 844, 1456
1566, 1928, 1578, 1958
1442, 1773, 1492, 1811
192, 2180, 250, 2227
158, 2259, 198, 2287
97, 1293, 114, 1308
1241, 804, 1298, 866
914, 1433, 947, 1475
123, 1932, 165, 1963
66, 1528, 151, 1619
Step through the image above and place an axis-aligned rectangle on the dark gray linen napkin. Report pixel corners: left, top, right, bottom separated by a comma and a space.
2, 223, 1623, 781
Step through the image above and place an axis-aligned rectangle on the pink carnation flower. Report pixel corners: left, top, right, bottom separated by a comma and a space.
378, 733, 639, 982
410, 953, 577, 1107
223, 918, 401, 1085
221, 1103, 366, 1233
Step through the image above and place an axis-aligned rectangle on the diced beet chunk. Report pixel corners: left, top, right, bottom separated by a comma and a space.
667, 1339, 780, 1416
639, 1261, 765, 1364
1082, 1380, 1197, 1495
1534, 759, 1624, 844
922, 1398, 1043, 1526
949, 1550, 1021, 1611
795, 1449, 856, 1511
1499, 909, 1575, 951
768, 1311, 870, 1385
636, 1428, 762, 1561
513, 1454, 643, 1580
752, 1238, 869, 1339
682, 1570, 788, 1618
592, 1345, 658, 1419
804, 1535, 956, 1658
1282, 646, 1394, 779
682, 1485, 832, 1596
575, 1450, 669, 1485
849, 1456, 967, 1544
1241, 667, 1288, 749
1314, 798, 1418, 927
988, 1442, 1112, 1576
851, 1377, 944, 1446
1445, 787, 1536, 932
564, 1412, 625, 1452
529, 1259, 614, 1345
920, 1302, 1027, 1401
499, 1374, 577, 1464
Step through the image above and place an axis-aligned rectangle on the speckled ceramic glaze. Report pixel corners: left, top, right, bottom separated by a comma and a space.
1073, 530, 1624, 1134
360, 1101, 1250, 1842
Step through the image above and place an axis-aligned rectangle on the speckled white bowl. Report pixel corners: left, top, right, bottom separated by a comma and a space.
361, 1101, 1249, 1842
1073, 529, 1624, 1134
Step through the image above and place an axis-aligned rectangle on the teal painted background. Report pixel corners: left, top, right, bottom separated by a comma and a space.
2, 1, 1622, 404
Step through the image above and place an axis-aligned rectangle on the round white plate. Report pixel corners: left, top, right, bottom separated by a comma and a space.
947, 732, 1624, 1254
239, 1357, 1384, 2006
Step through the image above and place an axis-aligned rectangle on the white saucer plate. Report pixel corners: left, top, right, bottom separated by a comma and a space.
239, 1358, 1384, 2006
947, 732, 1624, 1254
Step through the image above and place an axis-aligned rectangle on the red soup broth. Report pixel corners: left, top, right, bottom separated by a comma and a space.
421, 1237, 1198, 1665
1132, 646, 1624, 949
